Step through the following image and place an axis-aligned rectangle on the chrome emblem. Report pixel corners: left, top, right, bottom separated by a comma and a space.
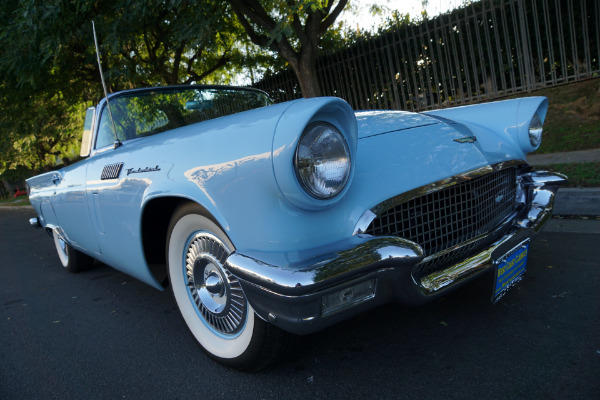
100, 162, 124, 180
126, 165, 161, 176
453, 136, 477, 143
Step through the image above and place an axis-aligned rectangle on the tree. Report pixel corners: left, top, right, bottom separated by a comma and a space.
0, 0, 242, 177
99, 0, 243, 88
228, 0, 349, 97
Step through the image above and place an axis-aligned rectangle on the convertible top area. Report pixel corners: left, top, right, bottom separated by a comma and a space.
95, 86, 273, 148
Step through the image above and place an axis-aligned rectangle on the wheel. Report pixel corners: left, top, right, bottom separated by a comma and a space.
166, 203, 289, 371
52, 229, 94, 273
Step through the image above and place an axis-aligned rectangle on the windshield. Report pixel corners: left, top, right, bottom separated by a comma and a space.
95, 87, 272, 149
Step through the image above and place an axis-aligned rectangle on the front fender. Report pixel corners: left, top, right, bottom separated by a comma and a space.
423, 97, 548, 156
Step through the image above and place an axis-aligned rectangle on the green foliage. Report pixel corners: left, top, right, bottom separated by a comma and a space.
0, 89, 87, 174
0, 0, 246, 175
98, 0, 243, 87
229, 0, 349, 96
505, 79, 600, 154
539, 162, 600, 187
258, 0, 599, 112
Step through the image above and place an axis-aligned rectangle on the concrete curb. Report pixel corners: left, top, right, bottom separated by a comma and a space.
527, 148, 600, 166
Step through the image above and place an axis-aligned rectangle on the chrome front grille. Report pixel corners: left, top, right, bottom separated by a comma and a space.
365, 168, 517, 277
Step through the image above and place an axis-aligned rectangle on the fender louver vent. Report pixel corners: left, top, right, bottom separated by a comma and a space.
101, 162, 123, 180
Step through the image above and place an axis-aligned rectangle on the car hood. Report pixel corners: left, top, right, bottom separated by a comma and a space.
354, 110, 440, 138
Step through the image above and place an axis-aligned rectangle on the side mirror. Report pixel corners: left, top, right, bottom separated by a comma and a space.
80, 106, 95, 157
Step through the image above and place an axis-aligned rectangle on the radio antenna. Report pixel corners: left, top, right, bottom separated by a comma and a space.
92, 21, 121, 149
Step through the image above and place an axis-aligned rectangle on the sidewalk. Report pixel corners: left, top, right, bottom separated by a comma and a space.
527, 147, 600, 166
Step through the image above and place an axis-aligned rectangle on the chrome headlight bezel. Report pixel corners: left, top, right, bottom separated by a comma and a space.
528, 112, 543, 147
516, 97, 547, 154
294, 123, 351, 200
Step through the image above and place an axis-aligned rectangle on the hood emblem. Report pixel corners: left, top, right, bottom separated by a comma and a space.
454, 136, 477, 143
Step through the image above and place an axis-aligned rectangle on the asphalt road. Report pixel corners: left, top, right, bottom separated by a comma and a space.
1, 208, 599, 399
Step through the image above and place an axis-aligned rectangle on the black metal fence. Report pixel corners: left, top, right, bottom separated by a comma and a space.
254, 0, 600, 111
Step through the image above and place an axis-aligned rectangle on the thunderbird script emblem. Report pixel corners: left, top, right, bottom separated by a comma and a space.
126, 165, 161, 176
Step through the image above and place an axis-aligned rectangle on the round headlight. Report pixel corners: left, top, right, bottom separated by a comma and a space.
528, 112, 543, 147
295, 123, 351, 199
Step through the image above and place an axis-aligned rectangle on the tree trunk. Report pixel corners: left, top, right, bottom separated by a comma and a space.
1, 179, 13, 198
293, 50, 322, 98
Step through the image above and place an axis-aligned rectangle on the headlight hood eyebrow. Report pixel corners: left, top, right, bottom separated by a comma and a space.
272, 97, 358, 210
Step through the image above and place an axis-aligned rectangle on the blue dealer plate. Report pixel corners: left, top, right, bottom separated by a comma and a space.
493, 240, 529, 302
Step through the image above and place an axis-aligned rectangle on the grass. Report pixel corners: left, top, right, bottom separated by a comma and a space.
0, 196, 31, 206
536, 162, 600, 187
526, 79, 600, 154
503, 79, 600, 186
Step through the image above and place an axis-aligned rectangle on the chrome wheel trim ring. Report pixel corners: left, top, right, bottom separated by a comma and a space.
183, 231, 247, 336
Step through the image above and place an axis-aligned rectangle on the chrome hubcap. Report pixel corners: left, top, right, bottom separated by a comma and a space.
204, 273, 224, 296
184, 232, 247, 335
194, 261, 226, 314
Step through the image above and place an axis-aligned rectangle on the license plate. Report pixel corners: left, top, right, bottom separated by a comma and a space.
493, 240, 529, 302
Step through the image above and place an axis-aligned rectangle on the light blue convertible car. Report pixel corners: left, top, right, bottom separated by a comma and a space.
27, 85, 566, 370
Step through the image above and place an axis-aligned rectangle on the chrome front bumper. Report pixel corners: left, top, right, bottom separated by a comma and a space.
226, 170, 567, 335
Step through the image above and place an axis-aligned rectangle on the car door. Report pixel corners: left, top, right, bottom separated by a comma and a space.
84, 140, 165, 287
51, 161, 102, 254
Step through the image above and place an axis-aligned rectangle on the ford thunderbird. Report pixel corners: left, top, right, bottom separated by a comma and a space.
26, 85, 566, 370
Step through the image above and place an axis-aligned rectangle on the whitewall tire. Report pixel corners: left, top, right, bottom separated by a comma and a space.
52, 229, 93, 273
166, 203, 290, 370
